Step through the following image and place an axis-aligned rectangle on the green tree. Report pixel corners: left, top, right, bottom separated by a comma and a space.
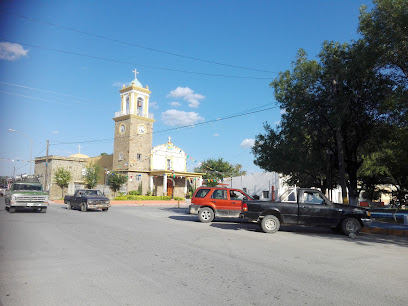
108, 172, 128, 196
359, 0, 408, 80
54, 167, 71, 198
254, 41, 394, 204
84, 163, 101, 189
194, 158, 246, 187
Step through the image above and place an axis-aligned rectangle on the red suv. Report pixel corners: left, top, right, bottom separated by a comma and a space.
189, 187, 253, 222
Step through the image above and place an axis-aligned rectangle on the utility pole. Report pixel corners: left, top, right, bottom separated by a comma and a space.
44, 140, 49, 192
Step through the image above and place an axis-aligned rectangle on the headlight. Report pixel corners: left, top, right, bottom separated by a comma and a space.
11, 195, 16, 201
366, 211, 371, 217
105, 201, 110, 204
88, 200, 95, 204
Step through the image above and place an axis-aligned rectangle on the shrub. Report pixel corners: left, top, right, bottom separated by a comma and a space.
114, 196, 127, 200
128, 190, 141, 195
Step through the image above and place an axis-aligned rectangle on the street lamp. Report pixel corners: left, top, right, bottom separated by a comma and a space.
8, 129, 33, 175
103, 168, 110, 195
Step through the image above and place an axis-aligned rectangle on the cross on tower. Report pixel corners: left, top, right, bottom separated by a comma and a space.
132, 68, 139, 79
168, 136, 172, 143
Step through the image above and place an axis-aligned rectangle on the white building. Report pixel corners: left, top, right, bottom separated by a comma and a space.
223, 172, 281, 201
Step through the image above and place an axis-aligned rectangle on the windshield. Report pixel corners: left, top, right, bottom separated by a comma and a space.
13, 184, 43, 191
81, 190, 102, 196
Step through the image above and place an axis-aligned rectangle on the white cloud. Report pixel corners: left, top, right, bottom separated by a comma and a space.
161, 109, 204, 126
240, 138, 255, 149
0, 42, 29, 61
150, 101, 159, 110
167, 87, 204, 108
51, 131, 60, 134
112, 81, 124, 88
213, 133, 220, 137
170, 101, 181, 107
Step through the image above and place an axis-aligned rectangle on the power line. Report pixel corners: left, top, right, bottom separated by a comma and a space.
1, 9, 278, 74
0, 81, 89, 102
51, 105, 278, 146
5, 40, 273, 80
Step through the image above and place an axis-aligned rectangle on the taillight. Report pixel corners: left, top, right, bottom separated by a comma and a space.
242, 203, 248, 212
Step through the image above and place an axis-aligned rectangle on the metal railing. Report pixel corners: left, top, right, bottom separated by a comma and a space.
114, 109, 154, 119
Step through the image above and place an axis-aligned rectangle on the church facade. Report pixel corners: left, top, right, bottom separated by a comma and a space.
35, 70, 202, 199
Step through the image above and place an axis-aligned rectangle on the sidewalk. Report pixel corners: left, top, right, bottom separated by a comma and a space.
362, 221, 408, 237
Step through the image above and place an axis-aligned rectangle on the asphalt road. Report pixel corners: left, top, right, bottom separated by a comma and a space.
1, 198, 407, 306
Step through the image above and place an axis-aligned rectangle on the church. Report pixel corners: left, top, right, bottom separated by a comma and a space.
35, 70, 203, 200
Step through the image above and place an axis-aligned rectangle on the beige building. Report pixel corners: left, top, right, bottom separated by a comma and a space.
34, 153, 113, 200
35, 70, 202, 199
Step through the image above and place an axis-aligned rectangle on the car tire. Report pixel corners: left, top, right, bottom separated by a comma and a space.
261, 215, 280, 233
198, 207, 214, 223
66, 201, 72, 210
102, 208, 108, 212
81, 203, 87, 212
341, 217, 361, 235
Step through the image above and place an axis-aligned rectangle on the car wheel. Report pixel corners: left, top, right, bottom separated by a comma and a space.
198, 207, 214, 223
261, 215, 280, 233
102, 208, 108, 212
81, 203, 87, 212
66, 201, 72, 210
341, 217, 361, 235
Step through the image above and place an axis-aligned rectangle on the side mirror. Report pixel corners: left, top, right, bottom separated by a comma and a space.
243, 197, 248, 201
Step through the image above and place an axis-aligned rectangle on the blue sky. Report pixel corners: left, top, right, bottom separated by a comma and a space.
0, 0, 373, 177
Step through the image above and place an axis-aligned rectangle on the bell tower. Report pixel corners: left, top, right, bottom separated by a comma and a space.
113, 69, 155, 193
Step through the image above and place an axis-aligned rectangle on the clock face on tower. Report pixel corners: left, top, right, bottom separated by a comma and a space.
119, 124, 126, 134
138, 124, 146, 134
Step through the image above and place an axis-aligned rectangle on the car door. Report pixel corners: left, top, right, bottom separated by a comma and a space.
228, 189, 249, 217
298, 190, 340, 226
210, 189, 230, 217
73, 191, 82, 208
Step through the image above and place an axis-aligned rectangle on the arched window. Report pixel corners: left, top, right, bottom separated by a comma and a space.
137, 97, 143, 116
126, 96, 130, 114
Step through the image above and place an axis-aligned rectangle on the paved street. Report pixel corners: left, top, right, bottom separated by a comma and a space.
1, 198, 407, 306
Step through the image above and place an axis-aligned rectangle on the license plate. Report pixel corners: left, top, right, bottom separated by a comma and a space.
27, 203, 34, 206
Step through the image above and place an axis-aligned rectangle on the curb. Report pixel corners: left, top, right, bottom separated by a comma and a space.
361, 227, 408, 237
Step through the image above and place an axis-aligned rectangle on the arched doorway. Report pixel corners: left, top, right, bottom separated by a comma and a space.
167, 179, 174, 197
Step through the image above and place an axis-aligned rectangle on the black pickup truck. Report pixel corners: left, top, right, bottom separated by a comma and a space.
240, 188, 371, 235
64, 189, 110, 212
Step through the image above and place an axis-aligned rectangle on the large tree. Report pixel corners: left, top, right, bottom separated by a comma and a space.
194, 158, 246, 187
359, 0, 408, 80
254, 41, 394, 204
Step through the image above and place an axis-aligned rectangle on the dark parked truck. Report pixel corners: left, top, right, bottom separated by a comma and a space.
64, 189, 110, 212
240, 188, 372, 235
5, 175, 49, 213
